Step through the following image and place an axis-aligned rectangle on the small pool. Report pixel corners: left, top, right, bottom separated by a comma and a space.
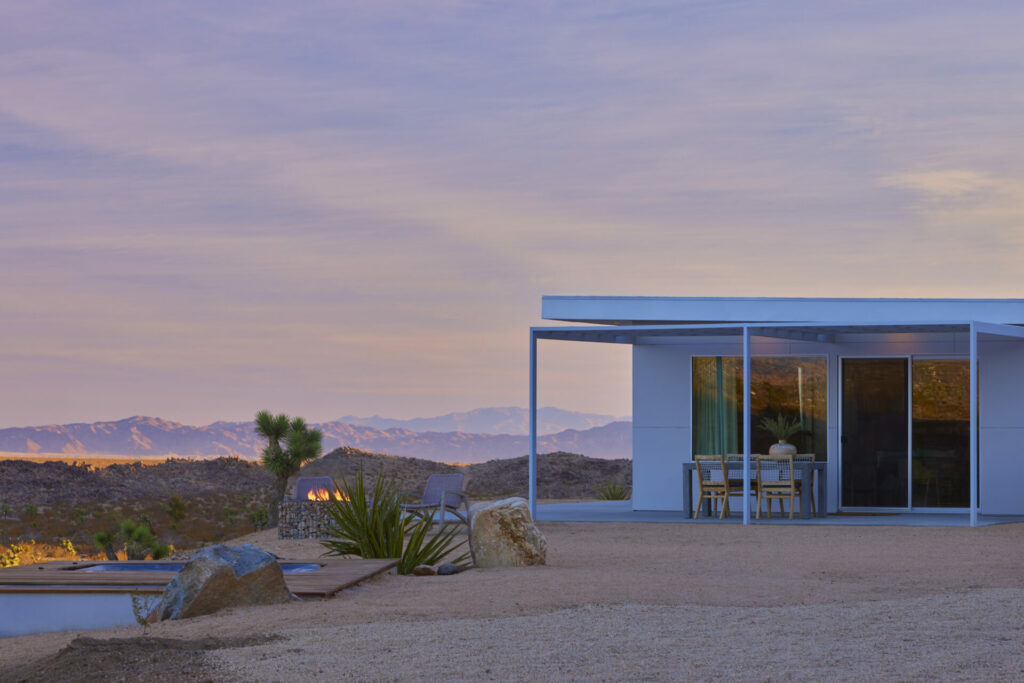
1, 561, 325, 637
73, 562, 322, 574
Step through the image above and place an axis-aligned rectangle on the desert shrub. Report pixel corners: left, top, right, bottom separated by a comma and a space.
72, 507, 89, 524
320, 470, 470, 574
163, 494, 187, 529
0, 502, 10, 518
0, 540, 41, 567
247, 508, 269, 531
94, 519, 170, 561
595, 479, 630, 501
221, 507, 238, 522
0, 546, 18, 568
23, 504, 38, 519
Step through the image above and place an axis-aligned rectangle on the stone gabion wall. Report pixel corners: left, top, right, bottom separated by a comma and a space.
278, 501, 334, 539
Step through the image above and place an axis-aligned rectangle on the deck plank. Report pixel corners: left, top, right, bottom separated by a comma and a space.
0, 558, 397, 597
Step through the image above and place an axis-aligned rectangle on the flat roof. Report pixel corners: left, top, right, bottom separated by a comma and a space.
532, 321, 1024, 344
542, 296, 1024, 326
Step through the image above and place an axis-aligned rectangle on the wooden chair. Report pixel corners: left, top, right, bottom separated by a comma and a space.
401, 473, 470, 526
693, 456, 754, 519
756, 454, 801, 520
793, 454, 817, 516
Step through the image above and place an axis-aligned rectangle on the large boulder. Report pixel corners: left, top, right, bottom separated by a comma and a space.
151, 544, 295, 621
469, 497, 547, 568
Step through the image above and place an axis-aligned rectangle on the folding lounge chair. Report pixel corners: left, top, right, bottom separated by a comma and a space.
402, 473, 471, 526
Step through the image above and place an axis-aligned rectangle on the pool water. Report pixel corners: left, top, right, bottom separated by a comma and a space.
74, 562, 322, 573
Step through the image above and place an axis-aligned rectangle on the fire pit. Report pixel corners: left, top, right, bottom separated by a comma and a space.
278, 477, 345, 539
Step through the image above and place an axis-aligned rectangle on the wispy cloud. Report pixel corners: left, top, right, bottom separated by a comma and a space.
3, 1, 1024, 424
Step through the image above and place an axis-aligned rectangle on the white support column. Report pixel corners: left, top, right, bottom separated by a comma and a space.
970, 321, 978, 527
742, 326, 752, 525
529, 329, 538, 520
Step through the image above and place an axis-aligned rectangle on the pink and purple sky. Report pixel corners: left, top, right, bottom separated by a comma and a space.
2, 2, 1023, 428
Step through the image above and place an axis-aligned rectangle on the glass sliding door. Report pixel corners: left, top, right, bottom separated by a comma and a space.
841, 358, 909, 508
912, 360, 970, 508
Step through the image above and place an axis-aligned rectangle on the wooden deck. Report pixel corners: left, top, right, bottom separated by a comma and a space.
0, 558, 398, 598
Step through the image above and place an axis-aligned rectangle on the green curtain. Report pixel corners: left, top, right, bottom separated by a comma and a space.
693, 357, 740, 455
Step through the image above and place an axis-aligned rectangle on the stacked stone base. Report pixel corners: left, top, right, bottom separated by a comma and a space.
278, 501, 334, 539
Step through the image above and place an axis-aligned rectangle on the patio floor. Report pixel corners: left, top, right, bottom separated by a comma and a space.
535, 500, 1024, 526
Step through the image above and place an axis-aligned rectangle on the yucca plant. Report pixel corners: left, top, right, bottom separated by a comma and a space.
320, 470, 471, 574
395, 509, 471, 575
595, 479, 630, 500
757, 413, 804, 441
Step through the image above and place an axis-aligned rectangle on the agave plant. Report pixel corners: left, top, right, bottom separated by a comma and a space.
757, 413, 804, 442
319, 470, 471, 574
595, 479, 630, 501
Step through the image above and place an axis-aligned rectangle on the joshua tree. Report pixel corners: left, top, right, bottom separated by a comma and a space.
256, 410, 323, 527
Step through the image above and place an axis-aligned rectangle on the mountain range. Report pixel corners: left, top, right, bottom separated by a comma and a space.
337, 406, 627, 435
0, 409, 632, 464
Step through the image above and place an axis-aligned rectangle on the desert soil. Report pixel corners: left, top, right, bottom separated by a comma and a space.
4, 521, 1024, 681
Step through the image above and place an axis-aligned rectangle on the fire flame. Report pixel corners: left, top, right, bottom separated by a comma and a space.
307, 487, 346, 501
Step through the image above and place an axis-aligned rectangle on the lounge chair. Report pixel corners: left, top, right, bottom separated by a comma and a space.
402, 473, 470, 526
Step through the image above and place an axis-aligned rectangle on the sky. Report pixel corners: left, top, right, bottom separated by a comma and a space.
2, 1, 1024, 428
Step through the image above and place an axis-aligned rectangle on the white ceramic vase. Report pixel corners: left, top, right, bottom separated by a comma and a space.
769, 440, 797, 457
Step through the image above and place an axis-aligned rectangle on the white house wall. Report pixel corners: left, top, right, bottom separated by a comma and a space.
632, 345, 691, 511
978, 338, 1024, 515
630, 333, 971, 512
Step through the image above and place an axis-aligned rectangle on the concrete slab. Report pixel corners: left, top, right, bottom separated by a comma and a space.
535, 500, 1024, 527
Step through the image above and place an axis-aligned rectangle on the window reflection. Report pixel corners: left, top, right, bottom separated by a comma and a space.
912, 360, 969, 508
692, 356, 827, 459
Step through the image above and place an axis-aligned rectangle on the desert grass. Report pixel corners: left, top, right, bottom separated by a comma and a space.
0, 452, 179, 467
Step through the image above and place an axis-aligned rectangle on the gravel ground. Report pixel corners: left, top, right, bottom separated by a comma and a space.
4, 522, 1024, 681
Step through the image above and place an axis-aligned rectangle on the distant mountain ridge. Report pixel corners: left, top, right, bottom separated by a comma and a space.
336, 406, 626, 435
0, 411, 633, 464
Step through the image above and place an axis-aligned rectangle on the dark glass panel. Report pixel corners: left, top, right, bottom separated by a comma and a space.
842, 359, 908, 508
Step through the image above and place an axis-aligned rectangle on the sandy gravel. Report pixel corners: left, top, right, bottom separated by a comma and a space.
4, 522, 1024, 681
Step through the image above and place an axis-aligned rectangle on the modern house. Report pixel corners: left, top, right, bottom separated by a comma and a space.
527, 297, 1024, 525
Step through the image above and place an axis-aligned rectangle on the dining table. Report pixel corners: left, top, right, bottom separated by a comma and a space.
682, 459, 828, 519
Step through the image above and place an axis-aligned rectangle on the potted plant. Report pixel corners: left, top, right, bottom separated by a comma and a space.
758, 413, 804, 456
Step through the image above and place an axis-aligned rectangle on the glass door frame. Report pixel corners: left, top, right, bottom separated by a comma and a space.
839, 355, 971, 513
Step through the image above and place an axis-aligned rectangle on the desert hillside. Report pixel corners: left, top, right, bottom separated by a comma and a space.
0, 448, 630, 564
0, 448, 631, 511
293, 447, 632, 500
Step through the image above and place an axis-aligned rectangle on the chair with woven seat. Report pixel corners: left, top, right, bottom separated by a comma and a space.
693, 455, 754, 519
756, 454, 802, 519
401, 473, 470, 527
793, 454, 817, 516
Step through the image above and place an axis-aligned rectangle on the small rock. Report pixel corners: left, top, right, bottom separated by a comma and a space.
412, 564, 437, 576
436, 563, 462, 575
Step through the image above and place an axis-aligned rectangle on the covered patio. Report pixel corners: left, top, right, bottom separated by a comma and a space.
534, 500, 1024, 526
526, 297, 1024, 527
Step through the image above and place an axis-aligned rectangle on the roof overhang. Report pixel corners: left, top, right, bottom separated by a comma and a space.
532, 320, 1024, 344
542, 296, 1024, 326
